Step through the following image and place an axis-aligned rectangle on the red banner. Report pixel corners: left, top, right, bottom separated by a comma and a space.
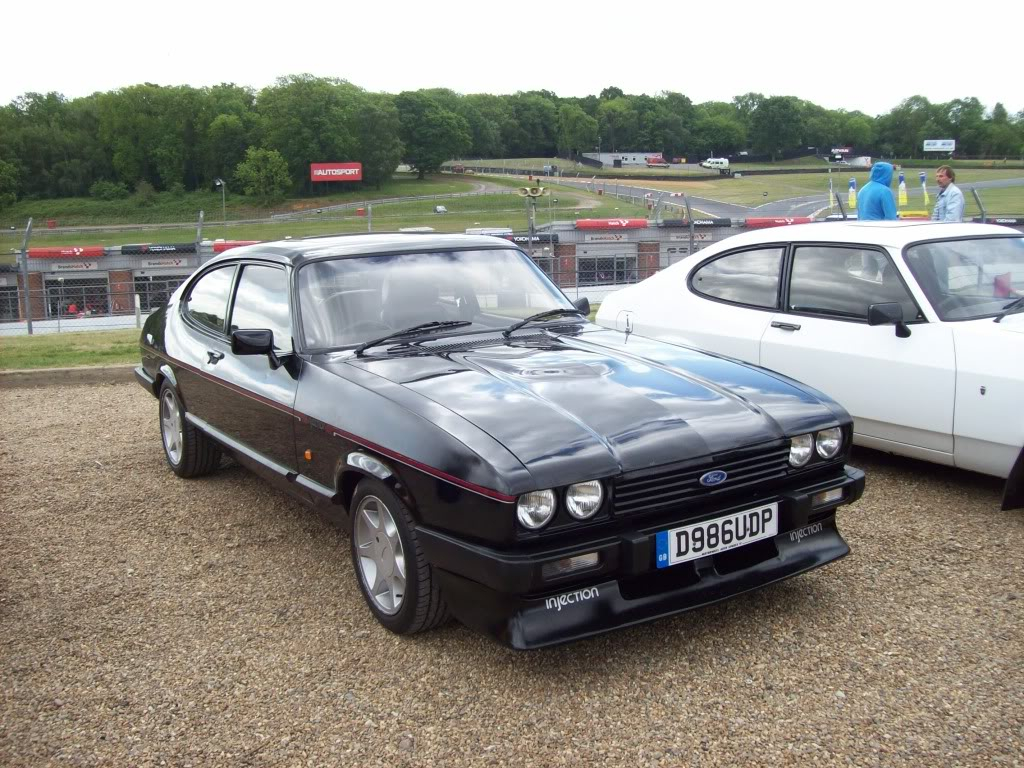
310, 162, 363, 182
743, 217, 813, 229
212, 240, 261, 253
28, 246, 106, 259
575, 218, 649, 230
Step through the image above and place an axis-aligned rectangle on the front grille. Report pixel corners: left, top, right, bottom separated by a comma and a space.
613, 443, 792, 516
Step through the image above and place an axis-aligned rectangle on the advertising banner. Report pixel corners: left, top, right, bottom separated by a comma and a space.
575, 218, 648, 230
659, 218, 732, 228
51, 261, 100, 272
28, 246, 105, 259
212, 240, 261, 253
744, 217, 813, 229
310, 162, 363, 182
923, 139, 956, 152
121, 243, 197, 256
510, 234, 559, 244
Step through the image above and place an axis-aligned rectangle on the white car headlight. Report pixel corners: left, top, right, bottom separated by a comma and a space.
566, 480, 604, 519
816, 427, 843, 459
789, 434, 813, 467
517, 489, 556, 530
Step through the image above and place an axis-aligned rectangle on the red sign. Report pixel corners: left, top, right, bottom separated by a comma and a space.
28, 246, 106, 259
310, 162, 363, 182
575, 219, 649, 230
212, 240, 261, 253
744, 217, 813, 229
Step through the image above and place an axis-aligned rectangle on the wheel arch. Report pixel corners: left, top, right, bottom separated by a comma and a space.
335, 451, 419, 519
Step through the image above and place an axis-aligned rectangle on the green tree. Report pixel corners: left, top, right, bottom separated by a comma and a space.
257, 75, 360, 193
0, 158, 19, 210
556, 104, 598, 155
395, 91, 471, 178
750, 96, 805, 160
234, 146, 290, 204
597, 98, 638, 151
352, 94, 404, 188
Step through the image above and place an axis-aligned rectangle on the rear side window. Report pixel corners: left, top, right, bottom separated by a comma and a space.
185, 266, 235, 333
789, 246, 921, 321
230, 265, 292, 351
690, 247, 784, 308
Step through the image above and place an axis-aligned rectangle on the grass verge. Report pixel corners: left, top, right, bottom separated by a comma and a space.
0, 329, 140, 370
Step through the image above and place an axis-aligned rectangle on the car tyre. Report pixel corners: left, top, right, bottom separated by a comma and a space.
350, 478, 449, 635
159, 381, 221, 478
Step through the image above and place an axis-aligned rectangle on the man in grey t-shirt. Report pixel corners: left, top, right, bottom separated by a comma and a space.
931, 165, 965, 222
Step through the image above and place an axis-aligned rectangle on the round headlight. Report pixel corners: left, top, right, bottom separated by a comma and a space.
789, 434, 813, 467
517, 489, 556, 530
566, 480, 604, 519
816, 427, 843, 459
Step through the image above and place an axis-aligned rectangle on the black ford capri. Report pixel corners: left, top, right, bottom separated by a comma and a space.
136, 233, 864, 649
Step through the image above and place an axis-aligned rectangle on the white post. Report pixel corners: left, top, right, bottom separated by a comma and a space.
135, 293, 142, 328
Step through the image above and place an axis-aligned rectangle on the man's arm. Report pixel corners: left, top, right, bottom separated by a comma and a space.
946, 186, 966, 222
883, 189, 898, 220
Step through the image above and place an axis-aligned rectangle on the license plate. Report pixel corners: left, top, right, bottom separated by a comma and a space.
655, 502, 778, 569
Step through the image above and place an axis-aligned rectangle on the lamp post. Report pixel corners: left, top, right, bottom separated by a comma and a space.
214, 178, 226, 226
597, 136, 601, 163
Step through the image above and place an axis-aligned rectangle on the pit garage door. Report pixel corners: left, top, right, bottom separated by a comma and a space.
43, 274, 110, 318
133, 270, 193, 313
576, 242, 639, 286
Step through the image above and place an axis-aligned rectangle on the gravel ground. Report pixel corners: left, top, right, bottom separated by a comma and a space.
1, 383, 1022, 767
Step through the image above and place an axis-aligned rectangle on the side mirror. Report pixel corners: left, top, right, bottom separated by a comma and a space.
867, 303, 911, 338
231, 329, 283, 368
573, 296, 591, 316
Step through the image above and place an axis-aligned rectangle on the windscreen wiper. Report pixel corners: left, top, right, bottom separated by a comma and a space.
502, 308, 586, 339
354, 321, 471, 356
994, 296, 1024, 324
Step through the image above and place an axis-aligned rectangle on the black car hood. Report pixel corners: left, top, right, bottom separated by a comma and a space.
336, 329, 846, 488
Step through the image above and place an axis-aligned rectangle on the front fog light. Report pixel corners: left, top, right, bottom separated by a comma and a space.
566, 480, 604, 519
812, 487, 844, 507
517, 489, 556, 530
789, 434, 813, 466
816, 427, 843, 459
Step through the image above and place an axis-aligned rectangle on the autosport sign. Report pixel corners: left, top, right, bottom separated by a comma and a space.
310, 162, 363, 182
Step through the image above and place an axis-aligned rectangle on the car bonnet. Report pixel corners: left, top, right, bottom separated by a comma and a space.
339, 329, 846, 489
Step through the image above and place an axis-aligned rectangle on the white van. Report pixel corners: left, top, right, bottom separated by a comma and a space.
465, 227, 513, 237
700, 158, 730, 170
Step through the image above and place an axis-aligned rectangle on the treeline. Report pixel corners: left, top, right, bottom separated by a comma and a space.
1, 76, 1022, 209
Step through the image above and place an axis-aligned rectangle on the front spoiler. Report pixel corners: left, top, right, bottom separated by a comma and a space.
437, 520, 849, 649
420, 465, 864, 649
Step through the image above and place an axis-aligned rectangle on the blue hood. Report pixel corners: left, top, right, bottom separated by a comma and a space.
869, 162, 893, 185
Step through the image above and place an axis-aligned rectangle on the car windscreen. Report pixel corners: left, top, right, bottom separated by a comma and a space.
904, 236, 1024, 321
297, 248, 575, 350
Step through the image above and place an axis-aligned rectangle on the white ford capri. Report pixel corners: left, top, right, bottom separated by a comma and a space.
596, 221, 1024, 509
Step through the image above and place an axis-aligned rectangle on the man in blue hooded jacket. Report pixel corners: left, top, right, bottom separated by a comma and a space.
856, 162, 898, 220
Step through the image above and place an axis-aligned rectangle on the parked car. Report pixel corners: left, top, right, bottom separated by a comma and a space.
596, 221, 1024, 510
136, 233, 864, 649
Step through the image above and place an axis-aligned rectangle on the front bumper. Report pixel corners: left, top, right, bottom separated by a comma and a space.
417, 465, 864, 649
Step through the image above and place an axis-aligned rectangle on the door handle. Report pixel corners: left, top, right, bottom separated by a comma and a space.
206, 350, 225, 364
770, 321, 802, 331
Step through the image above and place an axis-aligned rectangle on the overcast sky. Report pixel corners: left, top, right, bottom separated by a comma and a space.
2, 0, 1019, 117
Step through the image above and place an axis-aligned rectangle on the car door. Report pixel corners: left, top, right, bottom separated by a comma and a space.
636, 245, 785, 364
217, 262, 301, 474
174, 263, 238, 427
760, 244, 956, 456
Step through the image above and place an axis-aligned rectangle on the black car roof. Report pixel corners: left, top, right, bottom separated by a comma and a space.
204, 233, 519, 269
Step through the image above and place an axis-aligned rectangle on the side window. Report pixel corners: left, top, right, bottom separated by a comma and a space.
789, 246, 921, 321
691, 247, 784, 308
230, 265, 292, 351
185, 266, 235, 333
